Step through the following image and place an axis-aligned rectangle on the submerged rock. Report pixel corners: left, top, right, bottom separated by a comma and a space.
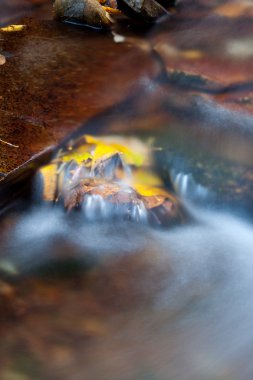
116, 0, 169, 22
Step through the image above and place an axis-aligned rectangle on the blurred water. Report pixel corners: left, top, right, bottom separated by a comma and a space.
1, 197, 253, 379
1, 1, 253, 379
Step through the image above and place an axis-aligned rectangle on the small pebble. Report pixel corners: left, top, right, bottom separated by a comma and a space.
0, 54, 6, 65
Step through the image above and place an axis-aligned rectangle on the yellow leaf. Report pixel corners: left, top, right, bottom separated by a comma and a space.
84, 135, 101, 146
110, 143, 144, 167
135, 184, 169, 197
0, 25, 26, 33
40, 164, 58, 201
133, 170, 163, 187
59, 150, 92, 165
85, 135, 145, 167
93, 143, 119, 163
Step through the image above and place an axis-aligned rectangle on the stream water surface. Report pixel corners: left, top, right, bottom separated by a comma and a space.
1, 1, 253, 379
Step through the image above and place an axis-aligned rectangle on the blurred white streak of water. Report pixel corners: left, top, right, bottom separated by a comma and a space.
171, 170, 210, 200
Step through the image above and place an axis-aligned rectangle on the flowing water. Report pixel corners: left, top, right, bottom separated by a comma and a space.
1, 142, 253, 379
1, 81, 253, 379
1, 1, 253, 379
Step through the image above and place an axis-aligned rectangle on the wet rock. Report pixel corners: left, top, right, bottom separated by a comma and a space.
117, 0, 169, 23
0, 18, 160, 172
54, 0, 175, 27
38, 134, 187, 227
53, 0, 112, 29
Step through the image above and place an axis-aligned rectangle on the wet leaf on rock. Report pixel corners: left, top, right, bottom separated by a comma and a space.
38, 134, 187, 226
0, 24, 26, 32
